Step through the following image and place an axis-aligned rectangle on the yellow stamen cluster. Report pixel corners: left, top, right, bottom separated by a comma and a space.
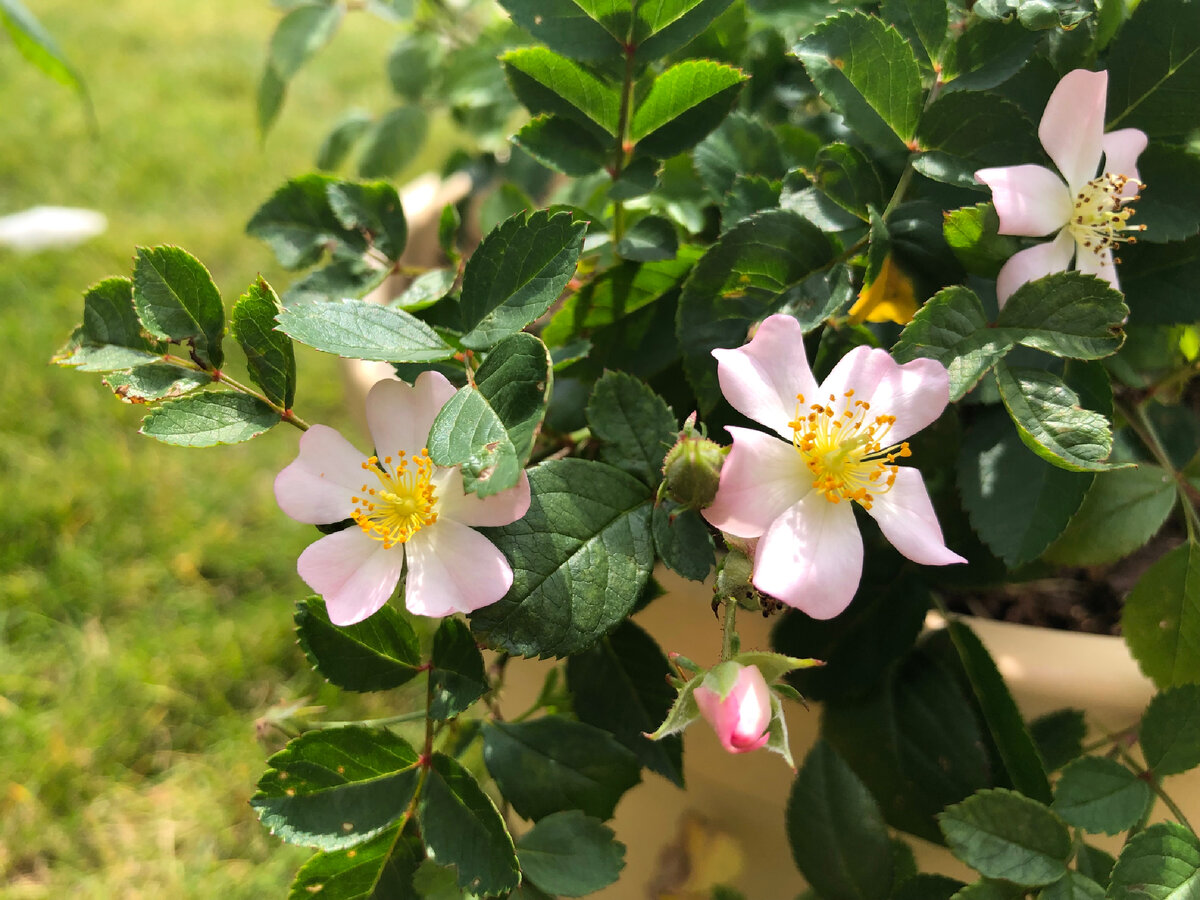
789, 390, 911, 510
351, 449, 438, 549
1067, 173, 1145, 266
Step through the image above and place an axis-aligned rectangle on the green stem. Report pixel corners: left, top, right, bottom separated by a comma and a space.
1115, 745, 1196, 832
720, 598, 738, 661
611, 41, 638, 245
881, 73, 945, 221
1116, 397, 1199, 541
160, 351, 310, 432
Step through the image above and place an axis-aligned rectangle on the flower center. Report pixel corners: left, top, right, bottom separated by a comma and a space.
351, 449, 438, 549
1066, 173, 1145, 266
788, 391, 911, 510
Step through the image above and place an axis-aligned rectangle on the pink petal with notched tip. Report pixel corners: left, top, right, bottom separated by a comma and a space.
996, 229, 1076, 307
365, 371, 456, 459
434, 468, 531, 527
1039, 68, 1107, 194
865, 467, 967, 567
274, 424, 368, 524
1102, 128, 1148, 200
976, 165, 1072, 237
403, 518, 514, 617
752, 492, 863, 620
713, 314, 820, 439
297, 528, 405, 626
702, 426, 811, 539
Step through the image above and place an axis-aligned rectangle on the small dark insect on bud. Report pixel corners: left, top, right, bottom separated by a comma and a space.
660, 412, 725, 511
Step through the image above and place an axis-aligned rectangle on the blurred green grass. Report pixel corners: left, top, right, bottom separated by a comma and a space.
0, 1, 430, 894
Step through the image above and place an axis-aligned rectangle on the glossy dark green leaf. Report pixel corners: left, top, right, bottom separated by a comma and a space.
277, 299, 454, 362
1141, 684, 1200, 777
459, 209, 587, 350
586, 371, 677, 487
247, 173, 363, 269
615, 215, 678, 262
693, 112, 785, 200
495, 0, 623, 62
880, 0, 948, 67
1134, 143, 1200, 243
1106, 822, 1200, 900
1052, 756, 1151, 835
428, 332, 550, 497
132, 245, 225, 369
482, 717, 641, 821
787, 740, 894, 900
1123, 543, 1200, 689
566, 619, 684, 786
1122, 233, 1200, 326
428, 617, 486, 720
634, 0, 738, 61
502, 47, 621, 137
326, 181, 407, 262
416, 753, 519, 895
232, 276, 296, 409
811, 142, 884, 221
512, 115, 609, 177
515, 811, 626, 897
918, 91, 1040, 172
252, 726, 421, 850
794, 11, 922, 154
996, 273, 1127, 361
295, 596, 421, 693
939, 789, 1070, 886
358, 106, 427, 180
1029, 709, 1086, 773
940, 20, 1039, 92
651, 502, 715, 582
139, 392, 279, 446
103, 365, 210, 403
287, 828, 420, 900
630, 59, 747, 159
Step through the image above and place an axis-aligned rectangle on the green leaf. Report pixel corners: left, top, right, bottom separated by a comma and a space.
693, 112, 785, 200
416, 753, 519, 895
1124, 543, 1200, 689
939, 20, 1038, 92
494, 0, 623, 62
892, 285, 1013, 402
232, 277, 296, 409
880, 0, 948, 67
427, 332, 550, 497
1106, 822, 1200, 899
1051, 757, 1151, 835
652, 501, 715, 582
939, 789, 1070, 886
793, 12, 923, 154
1122, 234, 1200, 326
894, 875, 964, 900
633, 0, 738, 61
482, 717, 641, 821
54, 338, 166, 373
317, 110, 373, 172
459, 209, 587, 350
0, 0, 87, 99
471, 458, 653, 658
247, 174, 364, 269
944, 204, 1020, 278
515, 811, 626, 897
257, 65, 286, 136
103, 365, 210, 403
287, 827, 421, 900
1037, 872, 1105, 900
327, 181, 408, 262
1029, 709, 1086, 773
1044, 466, 1177, 566
945, 622, 1053, 804
951, 882, 1026, 900
252, 726, 421, 850
428, 617, 486, 720
811, 142, 884, 221
268, 3, 342, 81
786, 740, 894, 900
586, 372, 676, 488
295, 596, 421, 693
1141, 684, 1200, 777
277, 300, 454, 362
502, 47, 621, 137
615, 215, 678, 262
358, 106, 427, 180
566, 619, 685, 786
392, 269, 456, 312
1075, 840, 1115, 889
630, 60, 747, 159
140, 392, 279, 447
56, 277, 168, 372
387, 32, 438, 102
132, 245, 225, 370
1135, 143, 1200, 244
282, 258, 389, 307
512, 115, 609, 177
677, 209, 835, 411
918, 91, 1040, 173
1106, 0, 1200, 142
996, 274, 1127, 361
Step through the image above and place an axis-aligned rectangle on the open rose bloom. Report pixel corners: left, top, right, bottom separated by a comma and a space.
702, 315, 965, 619
275, 372, 530, 625
694, 662, 773, 754
976, 68, 1147, 305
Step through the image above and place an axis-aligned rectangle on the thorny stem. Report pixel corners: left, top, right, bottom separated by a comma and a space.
1115, 397, 1200, 541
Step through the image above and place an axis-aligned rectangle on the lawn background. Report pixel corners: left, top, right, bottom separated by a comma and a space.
0, 2, 435, 894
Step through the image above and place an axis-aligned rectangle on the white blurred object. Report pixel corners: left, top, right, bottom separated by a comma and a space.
0, 205, 107, 252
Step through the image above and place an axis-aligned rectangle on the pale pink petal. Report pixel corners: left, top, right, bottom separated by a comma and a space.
1039, 69, 1106, 193
865, 467, 966, 566
403, 519, 513, 617
366, 371, 456, 458
274, 424, 367, 524
752, 492, 863, 619
702, 426, 811, 538
1102, 128, 1148, 199
976, 165, 1072, 236
713, 314, 820, 439
813, 345, 891, 404
434, 468, 531, 527
863, 356, 950, 444
296, 529, 404, 625
1076, 243, 1120, 290
996, 229, 1076, 307
695, 665, 772, 754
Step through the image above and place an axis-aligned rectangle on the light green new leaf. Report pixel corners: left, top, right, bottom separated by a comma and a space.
470, 458, 654, 658
939, 789, 1070, 886
943, 204, 1019, 277
1122, 542, 1200, 689
1051, 757, 1152, 835
1141, 684, 1200, 778
502, 47, 621, 137
794, 11, 922, 154
252, 727, 421, 850
427, 332, 551, 497
294, 596, 422, 694
629, 59, 746, 159
140, 392, 279, 447
286, 827, 420, 900
232, 277, 296, 409
0, 0, 88, 102
132, 245, 225, 370
277, 299, 454, 362
1106, 822, 1200, 899
516, 811, 626, 898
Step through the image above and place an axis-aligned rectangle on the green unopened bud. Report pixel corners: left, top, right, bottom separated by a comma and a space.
660, 412, 725, 510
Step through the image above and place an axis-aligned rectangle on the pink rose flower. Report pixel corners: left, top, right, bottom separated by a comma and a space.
274, 372, 530, 625
976, 68, 1147, 306
694, 662, 772, 754
702, 314, 965, 620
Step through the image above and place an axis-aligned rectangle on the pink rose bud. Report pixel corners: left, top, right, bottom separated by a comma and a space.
694, 662, 772, 754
